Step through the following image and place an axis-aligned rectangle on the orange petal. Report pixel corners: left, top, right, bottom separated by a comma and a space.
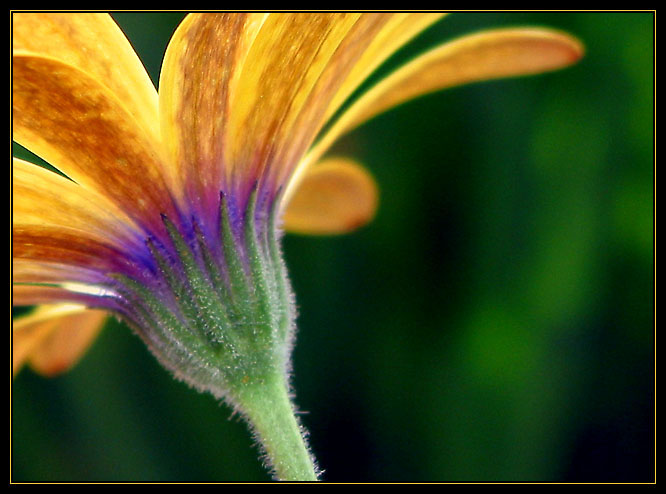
283, 158, 378, 235
158, 13, 268, 211
12, 13, 159, 141
12, 53, 176, 231
13, 158, 140, 249
223, 13, 390, 191
301, 27, 584, 180
13, 304, 107, 376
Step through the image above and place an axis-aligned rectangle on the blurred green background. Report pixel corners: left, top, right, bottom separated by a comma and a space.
12, 12, 654, 482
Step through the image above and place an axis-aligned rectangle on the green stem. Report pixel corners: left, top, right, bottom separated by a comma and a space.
235, 374, 318, 481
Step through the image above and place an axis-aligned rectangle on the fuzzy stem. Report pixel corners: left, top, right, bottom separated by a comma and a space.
112, 195, 315, 480
234, 373, 318, 481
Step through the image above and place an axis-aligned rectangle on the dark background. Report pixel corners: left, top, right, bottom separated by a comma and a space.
12, 12, 654, 482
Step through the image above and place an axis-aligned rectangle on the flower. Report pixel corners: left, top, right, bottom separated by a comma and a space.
12, 12, 583, 480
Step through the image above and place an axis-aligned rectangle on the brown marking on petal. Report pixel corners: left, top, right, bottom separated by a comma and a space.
159, 13, 267, 212
12, 13, 160, 139
13, 225, 126, 272
225, 13, 365, 190
13, 54, 176, 231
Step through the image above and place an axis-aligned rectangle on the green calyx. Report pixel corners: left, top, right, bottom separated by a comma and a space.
114, 188, 294, 398
112, 189, 318, 480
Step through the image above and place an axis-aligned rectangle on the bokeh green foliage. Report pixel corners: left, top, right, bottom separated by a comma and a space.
12, 12, 654, 482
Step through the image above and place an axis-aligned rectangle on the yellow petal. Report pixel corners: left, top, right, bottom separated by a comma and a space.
13, 158, 140, 249
224, 13, 390, 191
13, 224, 126, 273
297, 27, 585, 191
283, 158, 378, 235
13, 260, 104, 286
12, 13, 159, 141
13, 305, 83, 375
12, 53, 176, 231
322, 13, 447, 124
13, 283, 85, 307
13, 304, 107, 376
159, 13, 268, 211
